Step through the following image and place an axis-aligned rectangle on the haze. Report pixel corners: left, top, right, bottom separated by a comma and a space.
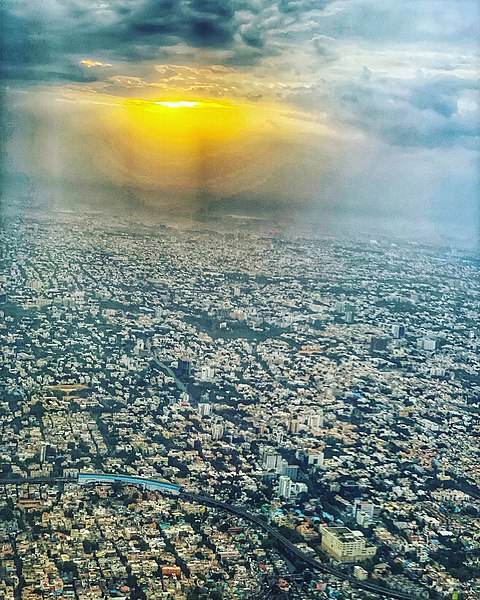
1, 1, 479, 248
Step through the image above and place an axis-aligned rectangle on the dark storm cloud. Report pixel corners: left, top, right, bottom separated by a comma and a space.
0, 7, 99, 82
2, 0, 478, 81
128, 0, 236, 46
0, 2, 198, 82
0, 0, 346, 83
240, 23, 265, 48
0, 0, 281, 82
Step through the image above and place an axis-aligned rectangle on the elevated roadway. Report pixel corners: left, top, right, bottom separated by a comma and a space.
0, 474, 419, 599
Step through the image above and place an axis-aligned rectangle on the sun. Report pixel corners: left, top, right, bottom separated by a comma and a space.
154, 101, 200, 108
119, 97, 248, 147
45, 88, 327, 196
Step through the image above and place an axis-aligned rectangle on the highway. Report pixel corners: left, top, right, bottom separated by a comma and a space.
182, 491, 418, 600
0, 473, 420, 599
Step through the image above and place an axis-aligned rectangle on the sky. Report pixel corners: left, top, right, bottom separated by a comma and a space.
1, 0, 479, 247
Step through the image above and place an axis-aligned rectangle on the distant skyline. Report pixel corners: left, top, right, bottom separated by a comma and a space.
1, 1, 479, 248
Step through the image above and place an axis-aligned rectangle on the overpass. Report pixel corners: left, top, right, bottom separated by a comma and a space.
77, 472, 181, 494
0, 474, 181, 495
182, 491, 418, 600
0, 474, 419, 599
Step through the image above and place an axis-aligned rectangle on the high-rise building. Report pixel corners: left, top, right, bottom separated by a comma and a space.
422, 337, 438, 351
292, 482, 308, 496
261, 449, 282, 471
417, 546, 429, 563
353, 566, 368, 581
278, 476, 292, 500
199, 365, 215, 380
353, 498, 375, 525
198, 403, 212, 417
307, 413, 323, 431
370, 337, 388, 352
211, 424, 224, 440
39, 443, 48, 463
282, 465, 299, 481
178, 358, 191, 377
391, 324, 405, 338
305, 450, 324, 468
353, 498, 375, 519
288, 418, 300, 434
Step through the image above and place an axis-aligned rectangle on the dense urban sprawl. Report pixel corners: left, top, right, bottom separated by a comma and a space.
0, 212, 479, 600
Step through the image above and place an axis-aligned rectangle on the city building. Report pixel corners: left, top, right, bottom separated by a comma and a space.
320, 526, 377, 563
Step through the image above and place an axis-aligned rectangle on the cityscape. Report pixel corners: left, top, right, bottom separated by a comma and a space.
1, 0, 479, 599
0, 212, 478, 599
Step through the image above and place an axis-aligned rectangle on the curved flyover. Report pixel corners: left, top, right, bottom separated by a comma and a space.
78, 472, 181, 493
0, 473, 419, 600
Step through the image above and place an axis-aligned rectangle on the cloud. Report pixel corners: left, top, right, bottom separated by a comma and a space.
128, 0, 236, 46
1, 0, 478, 249
318, 0, 479, 46
1, 0, 478, 85
310, 34, 337, 61
0, 0, 341, 82
240, 23, 265, 48
334, 74, 480, 149
278, 0, 331, 14
79, 60, 113, 69
0, 1, 260, 81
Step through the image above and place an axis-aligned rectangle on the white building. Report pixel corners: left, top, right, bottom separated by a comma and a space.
198, 403, 212, 417
353, 498, 375, 525
320, 525, 376, 563
278, 476, 292, 500
211, 424, 224, 440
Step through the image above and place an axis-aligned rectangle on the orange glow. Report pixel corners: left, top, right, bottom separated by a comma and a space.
102, 96, 259, 190
119, 97, 248, 148
19, 87, 336, 203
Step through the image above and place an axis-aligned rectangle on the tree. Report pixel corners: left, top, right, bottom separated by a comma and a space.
278, 525, 303, 544
83, 540, 99, 554
59, 561, 78, 577
391, 562, 404, 575
0, 506, 15, 521
30, 402, 45, 419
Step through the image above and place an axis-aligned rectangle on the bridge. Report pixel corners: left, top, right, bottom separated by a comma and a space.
77, 472, 181, 493
0, 474, 419, 599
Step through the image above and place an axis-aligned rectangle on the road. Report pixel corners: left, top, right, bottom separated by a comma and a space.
0, 473, 420, 599
151, 353, 189, 394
